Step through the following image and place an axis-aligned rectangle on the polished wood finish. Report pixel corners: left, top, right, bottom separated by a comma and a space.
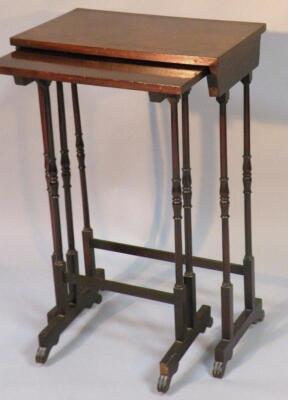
182, 92, 193, 276
34, 88, 214, 393
212, 82, 264, 379
10, 9, 264, 65
158, 305, 212, 392
181, 92, 197, 328
0, 49, 206, 95
37, 80, 68, 315
71, 272, 175, 305
0, 9, 265, 393
56, 81, 79, 304
242, 74, 256, 310
168, 95, 186, 342
9, 8, 265, 96
71, 83, 97, 278
90, 237, 245, 275
217, 93, 234, 342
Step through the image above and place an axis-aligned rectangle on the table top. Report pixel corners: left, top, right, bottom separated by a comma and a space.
3, 9, 266, 96
0, 49, 206, 94
10, 8, 265, 67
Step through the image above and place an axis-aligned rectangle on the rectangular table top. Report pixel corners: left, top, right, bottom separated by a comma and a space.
10, 8, 265, 67
0, 49, 206, 94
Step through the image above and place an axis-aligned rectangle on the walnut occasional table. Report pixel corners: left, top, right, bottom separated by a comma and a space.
0, 9, 266, 393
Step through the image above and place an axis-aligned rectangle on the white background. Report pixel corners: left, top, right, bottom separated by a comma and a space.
0, 1, 287, 399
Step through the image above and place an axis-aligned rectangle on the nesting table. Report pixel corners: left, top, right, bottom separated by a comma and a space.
0, 9, 266, 393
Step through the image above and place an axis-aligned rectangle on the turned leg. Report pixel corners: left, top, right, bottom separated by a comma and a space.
241, 74, 265, 321
56, 82, 80, 304
213, 93, 234, 377
36, 82, 102, 365
158, 95, 186, 393
36, 80, 68, 362
169, 95, 186, 342
71, 83, 96, 277
242, 74, 255, 310
213, 87, 264, 378
158, 95, 212, 393
38, 80, 68, 314
181, 91, 196, 328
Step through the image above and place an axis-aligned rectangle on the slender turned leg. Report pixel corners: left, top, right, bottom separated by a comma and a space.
213, 93, 234, 377
241, 74, 265, 318
158, 95, 185, 393
213, 87, 264, 379
36, 82, 101, 365
169, 95, 186, 342
242, 74, 255, 310
181, 91, 197, 328
219, 93, 233, 342
38, 80, 68, 314
71, 83, 97, 277
157, 95, 212, 393
36, 80, 68, 362
56, 82, 79, 304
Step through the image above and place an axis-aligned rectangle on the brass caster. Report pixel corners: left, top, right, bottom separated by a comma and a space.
35, 347, 51, 364
212, 361, 226, 378
157, 374, 172, 393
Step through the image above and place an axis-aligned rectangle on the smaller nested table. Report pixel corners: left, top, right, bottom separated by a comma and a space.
0, 9, 266, 393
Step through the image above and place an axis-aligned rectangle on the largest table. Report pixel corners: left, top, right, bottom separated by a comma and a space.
0, 9, 266, 393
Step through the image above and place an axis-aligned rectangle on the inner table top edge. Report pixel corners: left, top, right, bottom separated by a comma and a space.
10, 38, 217, 68
0, 50, 207, 95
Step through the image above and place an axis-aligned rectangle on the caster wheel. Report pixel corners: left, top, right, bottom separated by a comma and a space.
212, 361, 226, 378
95, 293, 102, 304
157, 375, 172, 393
35, 347, 50, 364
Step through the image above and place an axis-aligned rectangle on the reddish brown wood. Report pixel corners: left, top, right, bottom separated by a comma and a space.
212, 89, 264, 379
217, 93, 234, 343
71, 83, 96, 277
241, 74, 256, 311
168, 95, 186, 343
9, 8, 265, 95
37, 80, 68, 315
90, 237, 245, 275
0, 8, 266, 391
181, 91, 197, 328
0, 49, 206, 95
10, 9, 265, 66
56, 81, 79, 304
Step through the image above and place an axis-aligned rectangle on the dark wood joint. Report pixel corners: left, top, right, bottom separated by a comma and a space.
241, 73, 253, 85
14, 76, 34, 86
216, 92, 230, 104
148, 92, 168, 103
167, 95, 180, 105
37, 79, 52, 88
